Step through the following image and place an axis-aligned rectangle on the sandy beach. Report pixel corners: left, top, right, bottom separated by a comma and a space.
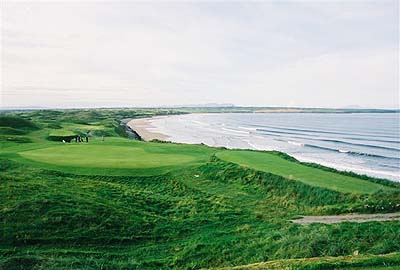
127, 117, 170, 141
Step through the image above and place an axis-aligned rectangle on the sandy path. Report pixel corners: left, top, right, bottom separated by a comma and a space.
292, 212, 400, 224
127, 117, 170, 141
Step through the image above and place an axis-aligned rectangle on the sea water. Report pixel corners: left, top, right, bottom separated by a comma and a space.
148, 113, 400, 181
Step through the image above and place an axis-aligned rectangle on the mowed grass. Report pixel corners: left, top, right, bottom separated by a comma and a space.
16, 138, 216, 175
217, 150, 393, 194
20, 145, 197, 168
13, 137, 397, 193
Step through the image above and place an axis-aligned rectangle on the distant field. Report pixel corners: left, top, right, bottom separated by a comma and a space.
217, 150, 393, 194
64, 123, 106, 130
48, 130, 76, 136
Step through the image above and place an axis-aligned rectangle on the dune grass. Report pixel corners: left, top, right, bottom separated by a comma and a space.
217, 150, 393, 194
2, 156, 399, 270
1, 109, 399, 270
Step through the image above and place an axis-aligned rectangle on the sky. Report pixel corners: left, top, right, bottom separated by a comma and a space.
1, 1, 399, 109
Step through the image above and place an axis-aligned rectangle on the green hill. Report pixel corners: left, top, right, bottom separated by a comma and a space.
0, 115, 38, 130
217, 150, 394, 194
0, 109, 399, 270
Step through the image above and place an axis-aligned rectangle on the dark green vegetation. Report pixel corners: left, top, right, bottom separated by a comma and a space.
1, 109, 399, 270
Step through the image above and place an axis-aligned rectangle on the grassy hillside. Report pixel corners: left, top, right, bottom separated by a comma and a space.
216, 150, 393, 194
0, 109, 399, 270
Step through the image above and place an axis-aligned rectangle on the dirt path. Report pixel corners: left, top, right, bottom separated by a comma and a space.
292, 212, 400, 224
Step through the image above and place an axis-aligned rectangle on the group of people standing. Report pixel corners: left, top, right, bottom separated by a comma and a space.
75, 135, 89, 143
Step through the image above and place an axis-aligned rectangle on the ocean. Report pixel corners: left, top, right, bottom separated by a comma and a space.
148, 113, 400, 181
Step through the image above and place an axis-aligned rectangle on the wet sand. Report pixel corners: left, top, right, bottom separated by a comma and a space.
127, 117, 170, 141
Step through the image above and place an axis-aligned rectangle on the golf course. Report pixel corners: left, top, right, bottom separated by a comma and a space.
1, 109, 400, 270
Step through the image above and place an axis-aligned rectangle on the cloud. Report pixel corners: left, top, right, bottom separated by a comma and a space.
236, 48, 399, 108
1, 1, 399, 108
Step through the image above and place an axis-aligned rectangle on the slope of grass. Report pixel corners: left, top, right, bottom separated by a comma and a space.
1, 157, 399, 270
0, 115, 38, 131
0, 127, 28, 135
1, 109, 399, 270
217, 150, 393, 194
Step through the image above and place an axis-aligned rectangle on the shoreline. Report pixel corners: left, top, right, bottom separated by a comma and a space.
127, 114, 399, 182
127, 116, 170, 141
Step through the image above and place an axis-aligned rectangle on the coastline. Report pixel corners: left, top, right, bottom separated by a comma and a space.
127, 116, 170, 141
126, 113, 400, 182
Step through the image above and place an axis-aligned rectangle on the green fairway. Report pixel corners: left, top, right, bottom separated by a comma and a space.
217, 150, 393, 194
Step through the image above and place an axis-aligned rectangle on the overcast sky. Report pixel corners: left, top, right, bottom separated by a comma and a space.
1, 1, 399, 108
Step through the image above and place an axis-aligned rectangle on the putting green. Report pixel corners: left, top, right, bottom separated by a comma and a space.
217, 150, 394, 194
19, 144, 197, 169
